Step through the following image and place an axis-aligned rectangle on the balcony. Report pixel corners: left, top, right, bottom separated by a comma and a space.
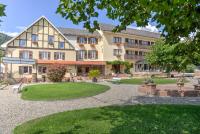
124, 43, 149, 49
124, 54, 144, 60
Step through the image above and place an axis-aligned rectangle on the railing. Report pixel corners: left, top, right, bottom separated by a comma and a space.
124, 54, 144, 60
124, 43, 150, 49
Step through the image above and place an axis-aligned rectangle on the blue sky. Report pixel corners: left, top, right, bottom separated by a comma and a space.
0, 0, 158, 37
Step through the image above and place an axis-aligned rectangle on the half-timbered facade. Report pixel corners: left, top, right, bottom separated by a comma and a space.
2, 16, 160, 80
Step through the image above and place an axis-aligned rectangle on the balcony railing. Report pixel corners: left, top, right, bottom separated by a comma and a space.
124, 54, 144, 60
124, 43, 150, 49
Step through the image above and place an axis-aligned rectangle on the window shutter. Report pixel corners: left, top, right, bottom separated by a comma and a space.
96, 51, 98, 59
84, 51, 87, 59
96, 38, 98, 44
19, 66, 22, 75
77, 37, 80, 43
29, 51, 33, 59
39, 52, 42, 59
54, 52, 57, 60
38, 66, 42, 73
19, 51, 23, 58
29, 67, 32, 74
62, 53, 65, 60
48, 52, 51, 60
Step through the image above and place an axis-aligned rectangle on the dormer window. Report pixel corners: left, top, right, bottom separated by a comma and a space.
77, 37, 87, 44
48, 35, 54, 45
19, 39, 26, 47
58, 42, 65, 49
88, 37, 98, 44
32, 34, 38, 43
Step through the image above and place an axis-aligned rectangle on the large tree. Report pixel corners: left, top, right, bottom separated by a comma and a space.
57, 1, 200, 43
0, 4, 5, 23
57, 0, 200, 71
146, 39, 200, 73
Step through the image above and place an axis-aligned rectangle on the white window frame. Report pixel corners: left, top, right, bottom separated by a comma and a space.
40, 52, 49, 60
19, 39, 26, 47
59, 42, 65, 49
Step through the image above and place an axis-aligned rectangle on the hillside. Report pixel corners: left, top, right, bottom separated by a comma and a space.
0, 33, 12, 46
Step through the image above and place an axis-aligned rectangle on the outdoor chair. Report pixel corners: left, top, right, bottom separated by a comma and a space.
12, 82, 23, 93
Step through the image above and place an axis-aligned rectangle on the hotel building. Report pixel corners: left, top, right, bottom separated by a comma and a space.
2, 16, 160, 80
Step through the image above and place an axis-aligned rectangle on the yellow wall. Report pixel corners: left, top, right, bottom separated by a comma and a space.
5, 17, 77, 79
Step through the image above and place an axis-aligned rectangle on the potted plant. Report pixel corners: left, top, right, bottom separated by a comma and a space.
177, 77, 184, 90
88, 69, 100, 82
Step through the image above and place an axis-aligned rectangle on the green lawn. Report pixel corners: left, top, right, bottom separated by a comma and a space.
119, 78, 185, 85
14, 105, 200, 134
21, 82, 110, 101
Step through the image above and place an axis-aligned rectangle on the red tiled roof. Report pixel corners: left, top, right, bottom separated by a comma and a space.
36, 60, 106, 65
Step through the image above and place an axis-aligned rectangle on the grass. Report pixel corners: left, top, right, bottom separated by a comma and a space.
14, 105, 200, 134
21, 82, 110, 101
119, 78, 187, 85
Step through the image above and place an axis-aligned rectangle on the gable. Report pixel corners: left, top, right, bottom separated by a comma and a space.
6, 16, 74, 50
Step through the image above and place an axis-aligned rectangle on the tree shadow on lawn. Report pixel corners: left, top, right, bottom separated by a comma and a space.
14, 105, 200, 134
99, 105, 200, 134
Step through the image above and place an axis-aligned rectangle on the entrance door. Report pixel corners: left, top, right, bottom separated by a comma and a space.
112, 65, 121, 73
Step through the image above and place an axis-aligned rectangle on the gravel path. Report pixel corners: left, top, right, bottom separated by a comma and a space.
0, 82, 139, 134
2, 81, 200, 134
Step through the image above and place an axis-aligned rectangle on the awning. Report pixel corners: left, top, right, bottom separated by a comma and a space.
36, 60, 106, 65
2, 57, 35, 65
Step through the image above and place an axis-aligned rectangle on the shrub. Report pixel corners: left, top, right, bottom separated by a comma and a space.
185, 64, 196, 73
47, 65, 67, 82
3, 78, 17, 85
88, 69, 100, 79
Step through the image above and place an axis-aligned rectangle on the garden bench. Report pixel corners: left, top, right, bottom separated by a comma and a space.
12, 82, 23, 93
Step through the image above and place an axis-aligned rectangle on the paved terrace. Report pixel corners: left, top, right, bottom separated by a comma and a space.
1, 81, 200, 134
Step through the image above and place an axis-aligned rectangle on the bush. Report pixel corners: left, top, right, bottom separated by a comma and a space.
3, 78, 17, 85
185, 64, 196, 73
88, 70, 100, 79
47, 65, 67, 82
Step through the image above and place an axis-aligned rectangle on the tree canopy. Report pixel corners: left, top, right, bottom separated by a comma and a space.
0, 4, 6, 22
145, 39, 200, 73
57, 0, 200, 44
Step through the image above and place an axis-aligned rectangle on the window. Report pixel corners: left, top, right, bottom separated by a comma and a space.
19, 51, 32, 59
88, 37, 98, 44
125, 38, 134, 45
48, 35, 54, 44
54, 52, 65, 60
113, 37, 122, 43
135, 51, 138, 56
151, 42, 155, 45
88, 50, 98, 59
142, 41, 148, 45
39, 51, 51, 60
135, 40, 138, 44
113, 49, 122, 56
38, 66, 47, 74
139, 51, 143, 56
139, 40, 142, 45
58, 42, 65, 49
32, 34, 38, 42
77, 50, 87, 60
19, 66, 32, 74
77, 37, 87, 44
19, 39, 26, 47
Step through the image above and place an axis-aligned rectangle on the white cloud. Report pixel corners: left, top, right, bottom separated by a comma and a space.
16, 26, 26, 31
128, 23, 159, 33
0, 31, 19, 37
